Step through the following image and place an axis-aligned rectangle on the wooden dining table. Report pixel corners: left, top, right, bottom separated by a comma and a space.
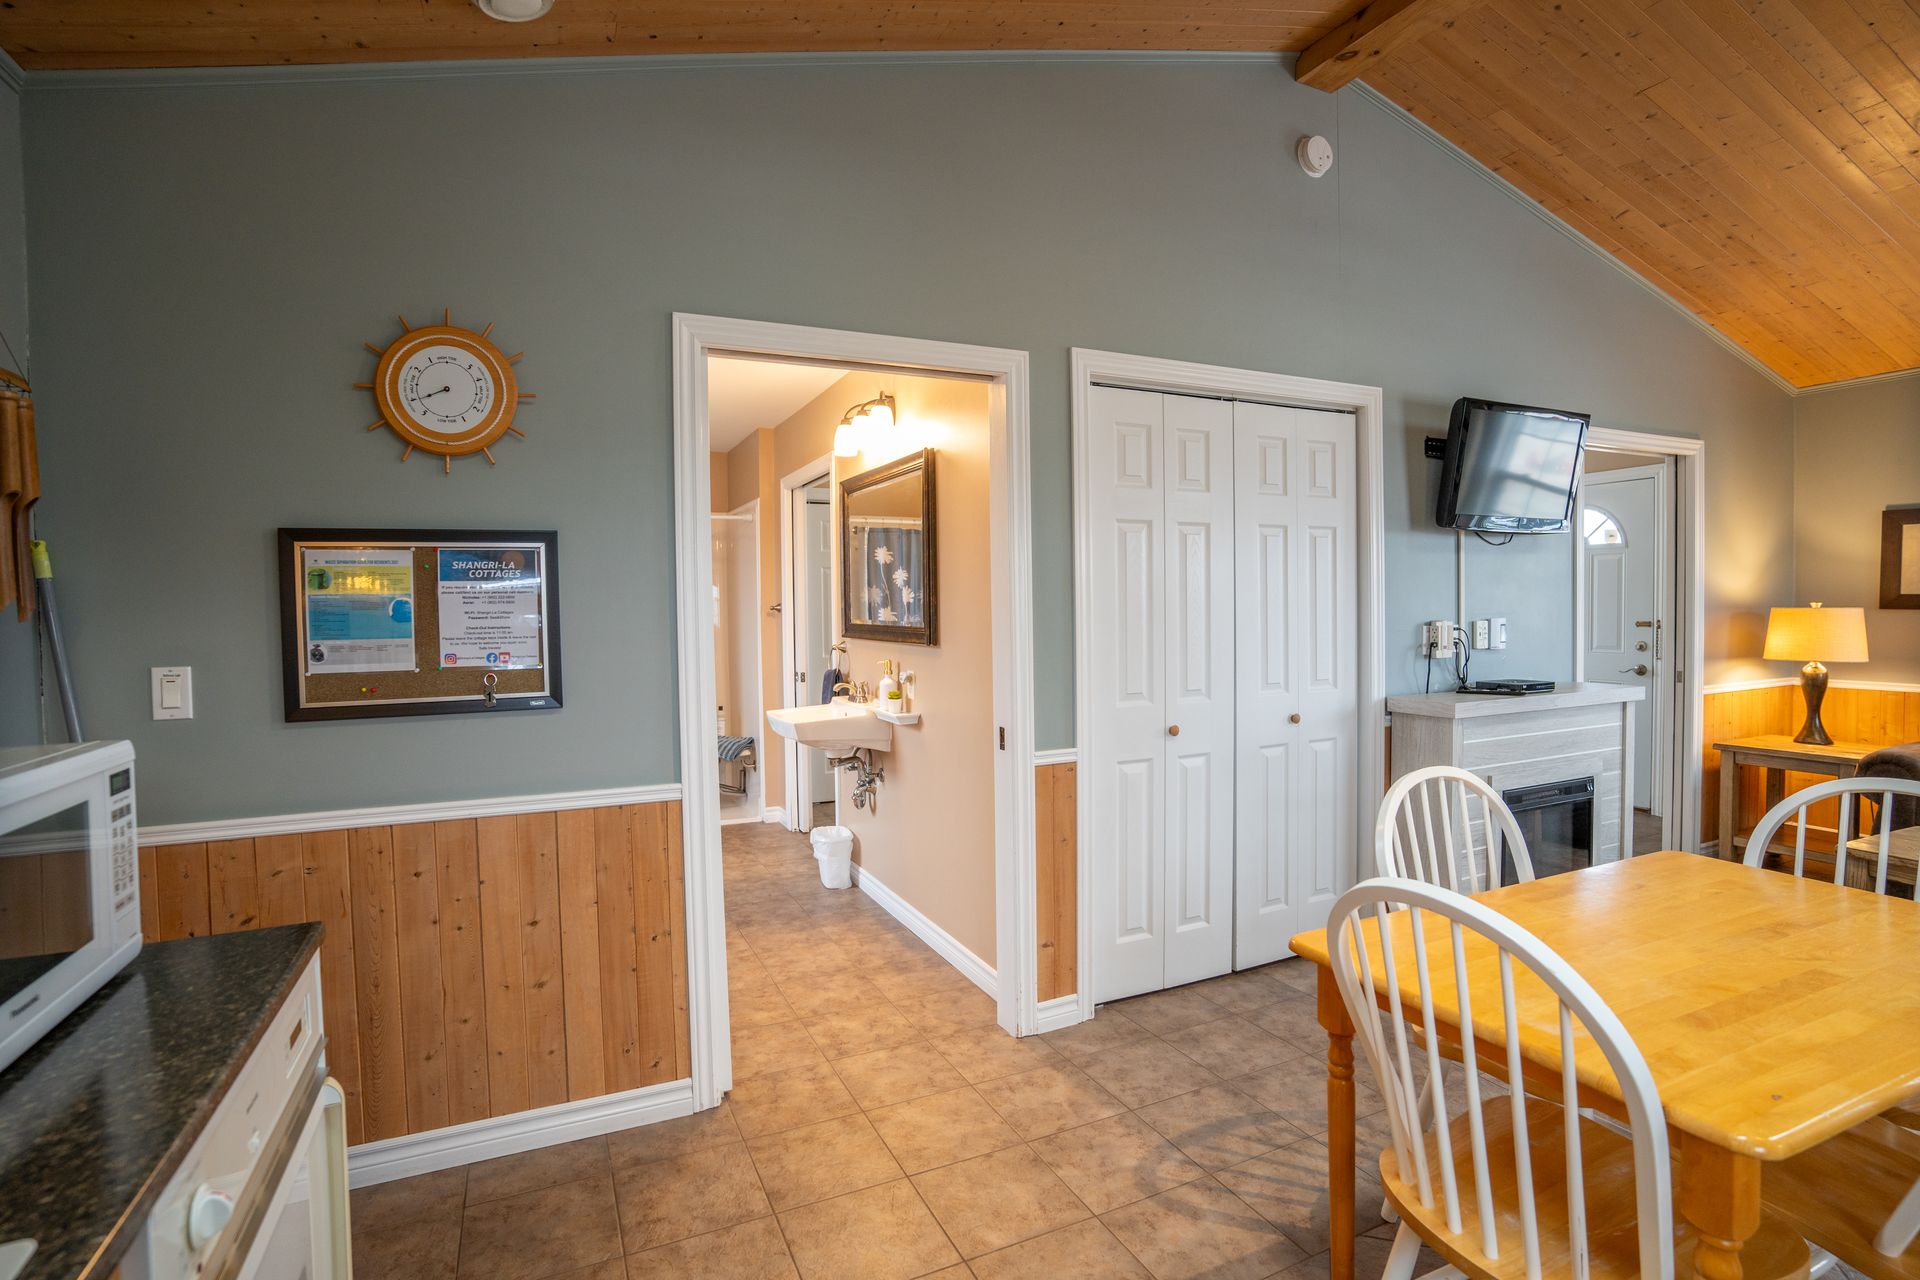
1288, 850, 1920, 1280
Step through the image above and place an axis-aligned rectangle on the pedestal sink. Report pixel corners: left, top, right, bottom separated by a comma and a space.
765, 701, 892, 756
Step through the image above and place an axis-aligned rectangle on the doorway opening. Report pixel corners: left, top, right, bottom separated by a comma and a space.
711, 505, 761, 826
1574, 434, 1705, 857
781, 462, 836, 834
674, 316, 1036, 1106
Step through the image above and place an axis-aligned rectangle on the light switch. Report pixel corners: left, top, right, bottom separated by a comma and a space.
152, 666, 193, 720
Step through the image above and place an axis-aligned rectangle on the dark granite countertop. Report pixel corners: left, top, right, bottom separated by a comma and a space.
0, 925, 323, 1280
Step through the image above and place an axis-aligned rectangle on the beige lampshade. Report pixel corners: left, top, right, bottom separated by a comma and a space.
1763, 605, 1870, 663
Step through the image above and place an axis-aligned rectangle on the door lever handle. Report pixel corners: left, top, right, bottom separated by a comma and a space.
1619, 664, 1649, 677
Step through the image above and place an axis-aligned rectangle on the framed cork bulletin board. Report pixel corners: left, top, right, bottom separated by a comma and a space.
279, 527, 562, 722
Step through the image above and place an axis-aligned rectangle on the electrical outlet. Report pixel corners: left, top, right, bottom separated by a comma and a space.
1426, 619, 1455, 658
1471, 619, 1491, 650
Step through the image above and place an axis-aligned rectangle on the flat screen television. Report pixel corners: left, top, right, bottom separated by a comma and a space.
1435, 397, 1590, 533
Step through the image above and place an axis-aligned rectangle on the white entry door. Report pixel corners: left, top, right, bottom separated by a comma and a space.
1582, 467, 1665, 811
1232, 402, 1360, 967
1086, 386, 1237, 1001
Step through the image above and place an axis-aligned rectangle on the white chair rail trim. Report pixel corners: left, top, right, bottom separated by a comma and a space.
139, 783, 686, 847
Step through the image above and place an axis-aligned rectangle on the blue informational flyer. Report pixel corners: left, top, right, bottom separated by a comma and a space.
437, 547, 544, 671
303, 549, 415, 674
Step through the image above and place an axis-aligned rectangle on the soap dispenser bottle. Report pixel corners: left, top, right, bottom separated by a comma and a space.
878, 658, 900, 707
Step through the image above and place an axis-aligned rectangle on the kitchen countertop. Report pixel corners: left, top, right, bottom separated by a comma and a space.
0, 924, 323, 1280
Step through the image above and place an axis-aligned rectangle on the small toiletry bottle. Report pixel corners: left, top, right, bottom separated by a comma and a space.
879, 658, 901, 704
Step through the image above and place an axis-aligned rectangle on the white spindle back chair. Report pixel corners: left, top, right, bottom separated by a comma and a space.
1742, 776, 1920, 897
1744, 776, 1920, 1259
1378, 766, 1536, 891
1329, 878, 1673, 1280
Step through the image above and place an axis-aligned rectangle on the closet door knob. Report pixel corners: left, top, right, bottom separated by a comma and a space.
1167, 725, 1181, 737
1289, 713, 1302, 724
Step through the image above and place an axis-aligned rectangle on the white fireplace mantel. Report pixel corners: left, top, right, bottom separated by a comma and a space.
1386, 682, 1644, 869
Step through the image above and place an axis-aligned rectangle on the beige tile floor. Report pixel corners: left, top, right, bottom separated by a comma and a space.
364, 820, 1833, 1279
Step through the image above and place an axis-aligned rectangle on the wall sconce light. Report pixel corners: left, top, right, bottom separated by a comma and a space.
834, 392, 896, 458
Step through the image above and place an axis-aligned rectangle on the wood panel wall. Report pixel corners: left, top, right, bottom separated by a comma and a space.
1034, 762, 1076, 1003
138, 801, 689, 1147
1703, 686, 1920, 848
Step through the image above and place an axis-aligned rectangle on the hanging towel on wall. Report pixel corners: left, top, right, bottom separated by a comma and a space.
820, 666, 843, 704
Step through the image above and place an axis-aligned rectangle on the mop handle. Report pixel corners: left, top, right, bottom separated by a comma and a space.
30, 540, 84, 742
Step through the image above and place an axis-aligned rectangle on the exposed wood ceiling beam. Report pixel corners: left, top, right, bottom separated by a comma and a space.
1295, 0, 1480, 92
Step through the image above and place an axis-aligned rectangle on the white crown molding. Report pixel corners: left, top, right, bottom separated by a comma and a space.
851, 863, 998, 999
139, 783, 683, 847
1795, 364, 1920, 396
0, 48, 24, 93
1033, 748, 1078, 767
22, 48, 1287, 91
346, 1077, 693, 1189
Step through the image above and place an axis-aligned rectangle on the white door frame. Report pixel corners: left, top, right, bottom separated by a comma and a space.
1571, 429, 1706, 854
778, 454, 833, 831
1069, 348, 1387, 1026
675, 315, 1037, 1107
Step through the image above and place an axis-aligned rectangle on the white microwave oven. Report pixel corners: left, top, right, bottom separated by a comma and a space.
0, 741, 141, 1075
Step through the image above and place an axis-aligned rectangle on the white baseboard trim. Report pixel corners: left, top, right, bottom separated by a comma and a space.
851, 863, 998, 998
1035, 994, 1086, 1034
761, 806, 786, 826
346, 1077, 696, 1189
1033, 748, 1078, 768
141, 783, 685, 848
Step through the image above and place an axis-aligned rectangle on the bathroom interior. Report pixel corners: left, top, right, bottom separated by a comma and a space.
706, 353, 1003, 1000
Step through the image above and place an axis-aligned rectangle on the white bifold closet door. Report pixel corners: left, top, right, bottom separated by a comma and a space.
1230, 401, 1358, 969
1087, 387, 1236, 1001
1087, 386, 1358, 1003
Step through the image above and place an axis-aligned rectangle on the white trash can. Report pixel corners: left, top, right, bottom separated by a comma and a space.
810, 825, 855, 889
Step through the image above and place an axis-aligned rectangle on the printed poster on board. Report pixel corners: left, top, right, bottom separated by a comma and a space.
302, 548, 415, 674
437, 547, 544, 670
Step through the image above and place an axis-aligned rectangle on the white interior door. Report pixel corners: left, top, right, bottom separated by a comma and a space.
1582, 467, 1664, 811
1161, 394, 1237, 989
1088, 387, 1235, 1001
1232, 402, 1359, 967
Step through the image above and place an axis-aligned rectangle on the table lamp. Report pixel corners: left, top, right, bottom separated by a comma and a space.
1763, 603, 1869, 745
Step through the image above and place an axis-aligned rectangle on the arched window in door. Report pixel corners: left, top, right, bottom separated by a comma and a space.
1583, 507, 1625, 547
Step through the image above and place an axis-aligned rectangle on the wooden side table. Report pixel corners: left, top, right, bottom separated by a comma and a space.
1714, 734, 1876, 862
1843, 826, 1920, 895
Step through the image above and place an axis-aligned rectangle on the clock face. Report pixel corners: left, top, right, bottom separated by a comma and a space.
367, 321, 520, 464
399, 344, 496, 436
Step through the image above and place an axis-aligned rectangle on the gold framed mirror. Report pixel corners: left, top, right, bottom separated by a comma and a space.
841, 449, 936, 645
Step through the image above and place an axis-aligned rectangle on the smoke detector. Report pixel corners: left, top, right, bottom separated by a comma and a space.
1296, 134, 1334, 178
475, 0, 554, 21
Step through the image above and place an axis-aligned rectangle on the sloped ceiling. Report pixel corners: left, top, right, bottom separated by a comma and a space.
1302, 0, 1920, 389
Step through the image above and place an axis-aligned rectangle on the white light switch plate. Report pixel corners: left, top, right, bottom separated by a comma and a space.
151, 666, 193, 720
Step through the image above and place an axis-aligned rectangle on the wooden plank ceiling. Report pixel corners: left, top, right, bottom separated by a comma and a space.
0, 2, 1354, 69
1325, 0, 1920, 388
6, 0, 1920, 386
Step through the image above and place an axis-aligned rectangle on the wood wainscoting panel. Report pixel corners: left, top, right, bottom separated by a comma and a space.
1035, 762, 1077, 1003
137, 799, 689, 1146
1703, 686, 1920, 851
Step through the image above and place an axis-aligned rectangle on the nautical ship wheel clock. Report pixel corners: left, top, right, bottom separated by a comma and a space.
357, 309, 534, 474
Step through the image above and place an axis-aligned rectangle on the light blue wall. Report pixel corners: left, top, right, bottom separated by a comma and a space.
16, 56, 1793, 823
0, 69, 32, 746
1794, 376, 1920, 684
